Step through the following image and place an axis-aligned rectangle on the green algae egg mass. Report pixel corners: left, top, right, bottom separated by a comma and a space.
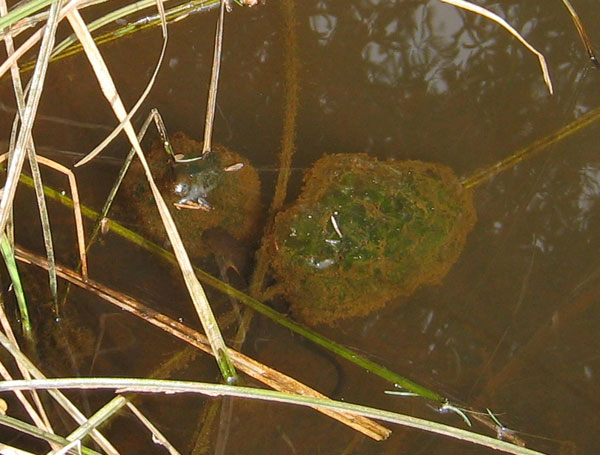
122, 132, 262, 258
269, 153, 476, 325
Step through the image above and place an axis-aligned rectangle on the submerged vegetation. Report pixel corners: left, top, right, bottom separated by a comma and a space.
0, 0, 599, 454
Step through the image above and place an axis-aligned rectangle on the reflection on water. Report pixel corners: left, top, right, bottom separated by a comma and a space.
2, 0, 600, 453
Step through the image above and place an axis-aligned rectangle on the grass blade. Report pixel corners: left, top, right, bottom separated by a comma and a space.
0, 1, 83, 80
0, 331, 120, 454
1, 1, 59, 305
0, 232, 30, 336
0, 414, 101, 455
43, 1, 219, 71
74, 2, 169, 166
201, 0, 225, 154
15, 245, 391, 441
35, 155, 88, 280
0, 0, 54, 32
440, 0, 553, 94
0, 0, 62, 244
65, 4, 236, 383
0, 377, 550, 455
560, 0, 600, 67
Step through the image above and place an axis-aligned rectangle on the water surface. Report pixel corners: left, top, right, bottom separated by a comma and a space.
1, 1, 600, 453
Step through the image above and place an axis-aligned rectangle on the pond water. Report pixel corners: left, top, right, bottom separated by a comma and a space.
1, 0, 600, 454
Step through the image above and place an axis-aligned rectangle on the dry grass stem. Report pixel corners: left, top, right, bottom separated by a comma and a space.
14, 245, 391, 441
1, 1, 111, 40
0, 1, 66, 443
0, 332, 120, 455
0, 378, 548, 455
65, 3, 235, 381
59, 397, 128, 453
1, 1, 60, 303
560, 0, 600, 66
0, 442, 36, 454
0, 0, 63, 248
75, 3, 168, 166
35, 156, 88, 279
0, 154, 88, 280
24, 148, 58, 302
0, 340, 58, 451
126, 402, 182, 455
440, 0, 553, 94
0, 359, 53, 440
0, 302, 53, 437
0, 412, 100, 455
0, 1, 85, 85
201, 0, 225, 154
52, 439, 80, 455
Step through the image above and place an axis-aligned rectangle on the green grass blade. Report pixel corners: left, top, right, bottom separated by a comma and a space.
0, 377, 550, 455
0, 232, 31, 337
0, 0, 61, 246
0, 413, 102, 455
462, 104, 600, 188
0, 0, 54, 33
26, 154, 58, 305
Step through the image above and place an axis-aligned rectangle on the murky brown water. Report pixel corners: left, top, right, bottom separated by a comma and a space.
2, 0, 600, 453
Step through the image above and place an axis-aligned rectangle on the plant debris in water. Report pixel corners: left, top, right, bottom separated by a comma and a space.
122, 132, 262, 258
267, 153, 476, 325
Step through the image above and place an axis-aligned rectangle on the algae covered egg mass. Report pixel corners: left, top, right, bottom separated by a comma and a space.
266, 153, 476, 325
122, 132, 262, 259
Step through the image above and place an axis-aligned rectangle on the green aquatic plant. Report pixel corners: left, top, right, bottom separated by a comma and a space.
267, 153, 476, 325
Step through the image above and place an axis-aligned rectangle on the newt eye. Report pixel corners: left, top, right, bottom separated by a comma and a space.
173, 181, 189, 196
